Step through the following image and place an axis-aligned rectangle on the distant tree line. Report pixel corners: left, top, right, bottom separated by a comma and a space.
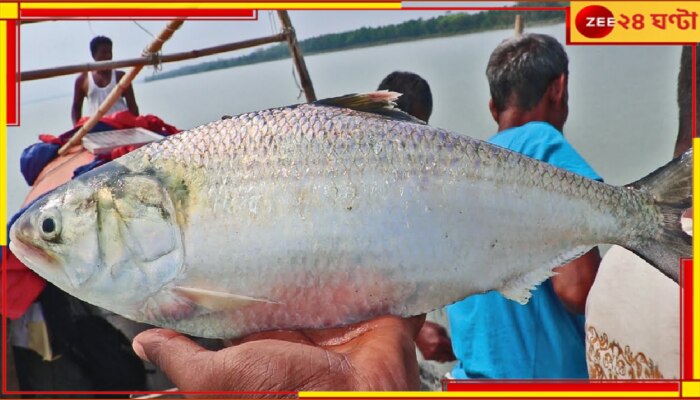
145, 3, 566, 82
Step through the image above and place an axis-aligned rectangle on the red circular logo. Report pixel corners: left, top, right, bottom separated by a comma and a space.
575, 5, 615, 39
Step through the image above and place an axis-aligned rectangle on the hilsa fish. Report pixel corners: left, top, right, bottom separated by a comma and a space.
10, 92, 692, 339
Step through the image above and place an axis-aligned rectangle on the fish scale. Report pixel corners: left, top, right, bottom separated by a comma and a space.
9, 92, 692, 339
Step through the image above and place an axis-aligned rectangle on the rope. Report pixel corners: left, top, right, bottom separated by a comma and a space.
131, 20, 155, 38
144, 51, 163, 71
133, 21, 164, 72
267, 11, 279, 34
291, 65, 304, 100
139, 23, 180, 72
87, 20, 96, 36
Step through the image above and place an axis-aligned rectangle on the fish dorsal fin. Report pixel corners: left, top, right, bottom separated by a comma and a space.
173, 286, 278, 311
315, 91, 427, 124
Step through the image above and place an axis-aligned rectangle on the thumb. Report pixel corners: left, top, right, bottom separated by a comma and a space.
133, 328, 211, 388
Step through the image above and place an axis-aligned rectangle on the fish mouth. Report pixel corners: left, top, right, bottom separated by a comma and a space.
9, 224, 58, 271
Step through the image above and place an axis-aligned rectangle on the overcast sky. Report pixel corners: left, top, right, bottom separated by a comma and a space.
18, 6, 513, 101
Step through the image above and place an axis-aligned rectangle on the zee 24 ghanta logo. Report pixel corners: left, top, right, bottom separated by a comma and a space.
575, 4, 699, 39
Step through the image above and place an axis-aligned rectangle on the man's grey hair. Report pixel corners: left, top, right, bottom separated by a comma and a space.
486, 33, 569, 112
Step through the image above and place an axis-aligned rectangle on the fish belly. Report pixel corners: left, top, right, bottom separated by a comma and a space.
161, 172, 610, 338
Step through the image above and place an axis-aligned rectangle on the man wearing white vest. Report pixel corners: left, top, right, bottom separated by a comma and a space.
71, 36, 139, 125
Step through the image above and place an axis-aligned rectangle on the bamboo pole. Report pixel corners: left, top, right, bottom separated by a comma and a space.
514, 15, 524, 36
277, 10, 316, 102
58, 20, 184, 156
21, 33, 287, 82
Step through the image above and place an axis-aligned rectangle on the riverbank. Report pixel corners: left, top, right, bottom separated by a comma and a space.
145, 7, 565, 82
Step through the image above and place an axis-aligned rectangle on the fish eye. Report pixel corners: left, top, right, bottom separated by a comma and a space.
38, 209, 62, 241
42, 218, 56, 233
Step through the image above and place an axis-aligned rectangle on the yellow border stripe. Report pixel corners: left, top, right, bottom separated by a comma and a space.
300, 391, 679, 398
683, 381, 700, 398
694, 137, 699, 379
0, 20, 7, 246
21, 2, 401, 10
0, 3, 19, 19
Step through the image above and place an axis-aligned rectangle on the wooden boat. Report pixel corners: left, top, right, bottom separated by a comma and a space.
22, 145, 95, 208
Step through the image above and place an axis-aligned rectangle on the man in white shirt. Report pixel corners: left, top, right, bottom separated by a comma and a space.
71, 36, 139, 125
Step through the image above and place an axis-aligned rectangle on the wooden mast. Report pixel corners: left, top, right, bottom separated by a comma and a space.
277, 10, 316, 102
514, 14, 524, 36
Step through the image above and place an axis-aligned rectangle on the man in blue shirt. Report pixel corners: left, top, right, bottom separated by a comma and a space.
447, 33, 601, 379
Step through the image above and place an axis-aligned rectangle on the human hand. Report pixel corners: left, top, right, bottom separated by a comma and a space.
132, 315, 425, 396
415, 321, 456, 362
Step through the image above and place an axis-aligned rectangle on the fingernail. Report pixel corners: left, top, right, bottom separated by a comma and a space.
132, 339, 150, 362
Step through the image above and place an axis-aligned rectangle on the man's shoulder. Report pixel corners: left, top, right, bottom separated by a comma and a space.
488, 122, 601, 180
75, 71, 88, 83
488, 122, 565, 156
74, 72, 89, 93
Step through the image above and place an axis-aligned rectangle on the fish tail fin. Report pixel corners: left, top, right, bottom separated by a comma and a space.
624, 148, 693, 283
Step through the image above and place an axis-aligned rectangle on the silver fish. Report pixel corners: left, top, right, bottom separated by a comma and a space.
9, 92, 692, 339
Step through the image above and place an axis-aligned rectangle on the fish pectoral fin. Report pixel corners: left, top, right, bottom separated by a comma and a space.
173, 286, 278, 311
498, 268, 557, 305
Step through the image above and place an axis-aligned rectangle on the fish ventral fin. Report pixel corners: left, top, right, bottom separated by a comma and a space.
499, 267, 558, 304
173, 286, 278, 311
624, 148, 693, 283
315, 91, 427, 124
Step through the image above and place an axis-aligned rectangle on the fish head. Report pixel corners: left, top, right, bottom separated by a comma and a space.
9, 162, 185, 317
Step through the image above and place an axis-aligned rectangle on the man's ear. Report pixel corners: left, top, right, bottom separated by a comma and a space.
488, 99, 499, 123
548, 74, 567, 104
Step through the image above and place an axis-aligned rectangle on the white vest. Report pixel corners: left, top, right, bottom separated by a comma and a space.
87, 70, 128, 116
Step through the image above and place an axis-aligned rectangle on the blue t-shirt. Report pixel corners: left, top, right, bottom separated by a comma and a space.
446, 121, 602, 379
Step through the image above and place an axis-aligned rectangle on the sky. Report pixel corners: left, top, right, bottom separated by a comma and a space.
18, 6, 512, 101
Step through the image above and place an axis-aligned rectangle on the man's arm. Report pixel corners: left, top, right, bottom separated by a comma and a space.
117, 71, 140, 116
551, 247, 601, 314
71, 74, 86, 125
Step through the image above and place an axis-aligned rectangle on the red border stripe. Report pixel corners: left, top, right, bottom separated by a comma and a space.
5, 390, 297, 396
683, 259, 693, 380
444, 381, 680, 392
6, 20, 18, 126
4, 4, 694, 397
21, 8, 256, 18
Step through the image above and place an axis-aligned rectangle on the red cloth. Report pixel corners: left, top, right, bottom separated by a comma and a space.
4, 248, 46, 320
75, 111, 180, 136
39, 111, 180, 147
7, 111, 180, 319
